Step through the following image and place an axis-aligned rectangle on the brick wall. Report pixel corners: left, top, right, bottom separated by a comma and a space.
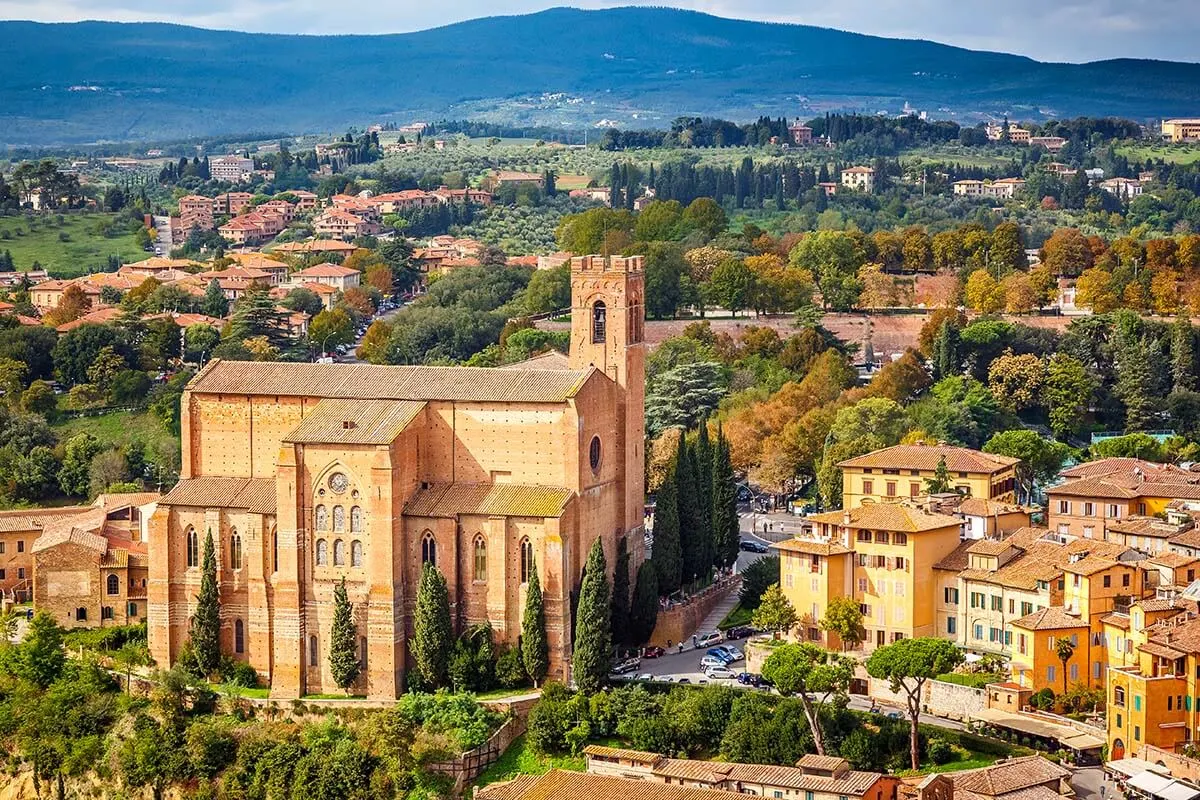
647, 577, 740, 648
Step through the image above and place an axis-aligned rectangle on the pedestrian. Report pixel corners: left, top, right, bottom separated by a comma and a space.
678, 642, 684, 654
692, 634, 698, 649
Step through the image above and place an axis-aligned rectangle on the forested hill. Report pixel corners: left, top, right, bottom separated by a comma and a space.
3, 6, 1200, 144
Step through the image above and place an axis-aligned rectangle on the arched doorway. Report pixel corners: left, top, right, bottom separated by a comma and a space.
1111, 738, 1125, 760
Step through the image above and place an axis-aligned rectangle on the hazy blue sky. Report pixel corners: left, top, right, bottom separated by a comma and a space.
1, 0, 1196, 63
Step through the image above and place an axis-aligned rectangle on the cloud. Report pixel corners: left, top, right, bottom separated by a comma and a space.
0, 0, 1196, 62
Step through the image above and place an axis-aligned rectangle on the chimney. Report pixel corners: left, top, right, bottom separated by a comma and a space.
843, 510, 852, 526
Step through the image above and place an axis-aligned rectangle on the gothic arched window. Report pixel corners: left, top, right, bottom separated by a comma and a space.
106, 574, 119, 595
520, 537, 535, 584
421, 531, 436, 566
229, 530, 242, 570
333, 539, 346, 567
591, 300, 607, 343
186, 527, 199, 568
316, 539, 328, 566
350, 506, 362, 532
473, 535, 487, 581
315, 505, 328, 531
351, 540, 363, 567
333, 505, 345, 533
235, 619, 245, 653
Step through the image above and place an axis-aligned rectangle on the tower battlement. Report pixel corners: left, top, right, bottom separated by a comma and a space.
570, 255, 644, 274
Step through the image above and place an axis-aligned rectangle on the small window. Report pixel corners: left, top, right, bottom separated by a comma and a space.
316, 539, 328, 566
520, 537, 535, 584
102, 606, 113, 620
473, 535, 487, 581
589, 436, 602, 472
235, 619, 245, 653
350, 506, 362, 533
333, 506, 345, 533
333, 539, 345, 567
128, 602, 138, 617
106, 574, 119, 595
76, 607, 87, 621
186, 527, 199, 568
272, 529, 278, 573
230, 531, 242, 570
315, 504, 328, 531
309, 635, 318, 667
421, 531, 436, 566
16, 540, 23, 553
351, 540, 363, 568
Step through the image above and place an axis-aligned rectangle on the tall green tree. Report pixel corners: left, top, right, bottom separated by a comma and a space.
819, 596, 866, 651
412, 562, 452, 689
676, 435, 703, 585
611, 538, 631, 646
983, 429, 1073, 503
573, 539, 612, 694
751, 584, 798, 638
712, 429, 740, 569
190, 529, 221, 677
329, 577, 360, 693
694, 423, 715, 572
931, 321, 960, 381
629, 561, 660, 645
1172, 317, 1196, 393
924, 456, 952, 494
15, 611, 65, 688
1115, 334, 1165, 432
1044, 353, 1096, 439
762, 643, 855, 755
522, 558, 550, 687
653, 470, 682, 595
201, 279, 229, 318
705, 258, 756, 317
1055, 636, 1075, 694
225, 284, 293, 351
866, 638, 964, 770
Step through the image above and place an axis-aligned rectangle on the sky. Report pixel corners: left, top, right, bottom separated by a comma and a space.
0, 0, 1196, 63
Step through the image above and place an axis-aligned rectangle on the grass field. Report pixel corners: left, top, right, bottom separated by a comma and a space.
52, 410, 179, 458
1117, 143, 1200, 165
718, 601, 753, 630
0, 211, 147, 276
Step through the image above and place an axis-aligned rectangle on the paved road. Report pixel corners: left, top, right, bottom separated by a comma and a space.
153, 214, 172, 253
1071, 767, 1115, 800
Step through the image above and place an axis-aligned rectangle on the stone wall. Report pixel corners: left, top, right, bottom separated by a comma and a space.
1142, 745, 1200, 782
647, 576, 740, 648
868, 677, 988, 721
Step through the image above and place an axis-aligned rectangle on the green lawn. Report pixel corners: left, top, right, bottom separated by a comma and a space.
214, 684, 271, 699
0, 211, 148, 277
301, 693, 367, 700
53, 410, 179, 458
718, 601, 753, 630
1116, 143, 1200, 165
472, 686, 538, 700
474, 734, 586, 789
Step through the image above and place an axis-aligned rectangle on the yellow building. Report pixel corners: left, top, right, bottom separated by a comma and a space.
838, 444, 1018, 509
1105, 594, 1200, 761
1163, 119, 1200, 143
774, 503, 963, 650
1009, 606, 1091, 692
1047, 458, 1200, 540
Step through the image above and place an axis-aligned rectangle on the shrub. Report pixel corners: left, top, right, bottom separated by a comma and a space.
495, 647, 528, 689
927, 737, 954, 764
738, 556, 780, 609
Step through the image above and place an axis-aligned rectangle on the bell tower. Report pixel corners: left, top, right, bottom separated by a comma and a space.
569, 255, 646, 557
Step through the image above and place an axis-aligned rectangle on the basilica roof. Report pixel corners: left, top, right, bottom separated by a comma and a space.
405, 482, 572, 519
283, 398, 426, 445
159, 476, 277, 515
188, 359, 592, 404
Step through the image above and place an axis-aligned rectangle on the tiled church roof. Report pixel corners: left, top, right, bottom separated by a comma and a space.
405, 482, 572, 519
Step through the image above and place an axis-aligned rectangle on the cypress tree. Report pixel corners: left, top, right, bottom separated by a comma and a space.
1172, 316, 1196, 393
572, 538, 612, 694
712, 428, 740, 569
629, 561, 660, 645
654, 469, 682, 595
694, 422, 715, 572
521, 558, 549, 687
329, 577, 360, 693
609, 163, 622, 208
191, 529, 221, 677
611, 537, 631, 646
412, 562, 452, 689
931, 321, 961, 381
676, 434, 702, 586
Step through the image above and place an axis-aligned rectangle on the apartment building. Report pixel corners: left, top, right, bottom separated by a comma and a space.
1100, 177, 1144, 200
788, 123, 814, 145
775, 503, 963, 650
312, 209, 380, 240
838, 444, 1019, 509
1046, 458, 1200, 540
1163, 119, 1200, 143
178, 194, 215, 231
952, 178, 1026, 200
210, 155, 255, 183
291, 263, 361, 292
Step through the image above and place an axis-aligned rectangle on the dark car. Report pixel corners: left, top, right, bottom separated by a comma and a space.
611, 657, 641, 675
642, 646, 665, 659
736, 672, 761, 686
725, 626, 756, 640
739, 539, 769, 553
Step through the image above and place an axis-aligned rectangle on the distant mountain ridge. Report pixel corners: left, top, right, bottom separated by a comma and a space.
2, 6, 1199, 145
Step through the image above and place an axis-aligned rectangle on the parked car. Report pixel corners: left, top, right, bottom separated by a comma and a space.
642, 646, 665, 659
676, 677, 690, 684
886, 711, 904, 720
736, 672, 761, 686
611, 657, 641, 675
705, 666, 737, 680
636, 673, 653, 682
697, 631, 723, 647
739, 539, 769, 553
706, 647, 734, 663
721, 645, 745, 661
725, 626, 755, 640
699, 655, 727, 670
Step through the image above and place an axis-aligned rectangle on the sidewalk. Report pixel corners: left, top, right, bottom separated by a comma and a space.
695, 582, 742, 636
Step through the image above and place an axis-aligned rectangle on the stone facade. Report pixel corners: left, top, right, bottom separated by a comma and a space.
149, 255, 646, 699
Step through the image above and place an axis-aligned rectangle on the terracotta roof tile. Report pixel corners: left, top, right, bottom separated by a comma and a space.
807, 504, 963, 533
771, 539, 853, 556
479, 771, 738, 800
405, 483, 571, 519
160, 477, 276, 515
282, 399, 425, 445
1011, 607, 1088, 631
188, 359, 592, 404
950, 756, 1069, 797
934, 539, 976, 571
839, 444, 1018, 473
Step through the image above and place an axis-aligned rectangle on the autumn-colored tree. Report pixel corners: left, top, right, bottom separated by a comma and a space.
1123, 280, 1151, 312
44, 283, 91, 326
684, 246, 737, 284
1151, 269, 1182, 316
913, 273, 961, 309
126, 277, 162, 307
1178, 235, 1200, 277
901, 227, 933, 273
856, 350, 931, 403
857, 263, 900, 309
1075, 267, 1120, 313
990, 222, 1026, 275
342, 248, 385, 273
918, 308, 967, 355
1110, 236, 1145, 269
931, 230, 966, 272
1028, 263, 1059, 306
871, 230, 903, 271
987, 349, 1045, 411
1146, 238, 1179, 270
964, 269, 1004, 313
364, 262, 393, 294
1002, 273, 1039, 314
646, 427, 684, 493
1041, 228, 1094, 277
